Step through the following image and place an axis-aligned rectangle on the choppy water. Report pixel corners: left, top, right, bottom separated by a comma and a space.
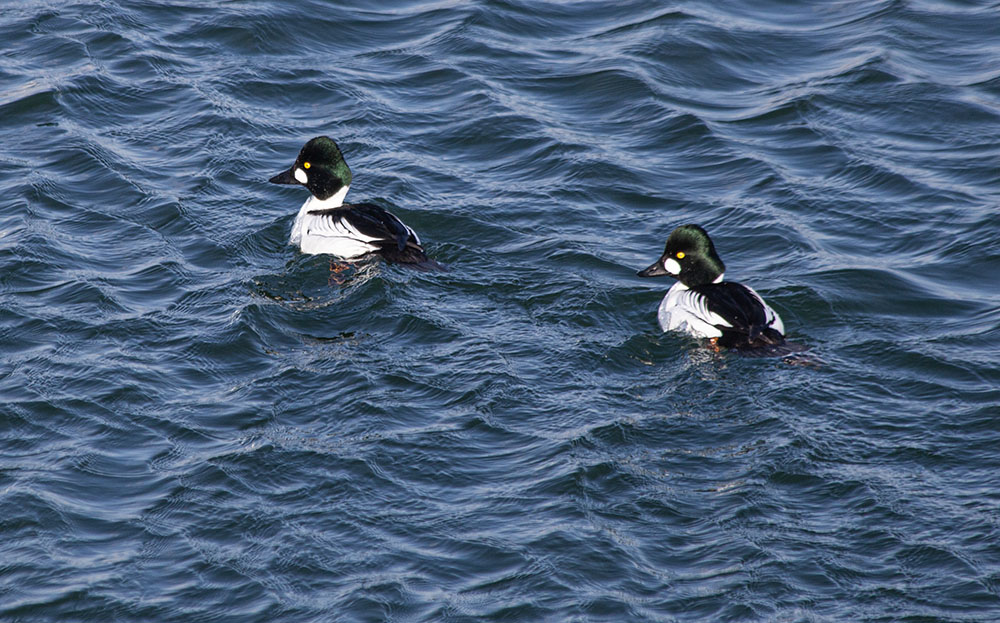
2, 1, 1000, 621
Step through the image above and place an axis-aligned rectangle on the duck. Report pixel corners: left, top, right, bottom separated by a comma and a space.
269, 136, 439, 268
637, 224, 798, 353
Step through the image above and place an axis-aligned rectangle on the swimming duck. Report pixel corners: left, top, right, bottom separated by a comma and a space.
269, 136, 438, 267
638, 224, 794, 352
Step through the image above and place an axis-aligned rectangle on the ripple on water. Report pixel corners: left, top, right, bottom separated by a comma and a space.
2, 0, 1000, 621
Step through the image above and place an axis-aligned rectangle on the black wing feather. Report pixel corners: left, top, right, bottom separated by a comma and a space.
690, 282, 784, 349
307, 203, 441, 269
308, 203, 410, 250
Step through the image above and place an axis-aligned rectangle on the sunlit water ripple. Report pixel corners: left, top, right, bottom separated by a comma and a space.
2, 1, 999, 621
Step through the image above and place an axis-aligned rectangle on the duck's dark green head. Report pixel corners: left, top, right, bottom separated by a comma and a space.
269, 136, 353, 201
637, 224, 725, 287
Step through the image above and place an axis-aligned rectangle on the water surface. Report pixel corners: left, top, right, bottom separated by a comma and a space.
2, 1, 1000, 621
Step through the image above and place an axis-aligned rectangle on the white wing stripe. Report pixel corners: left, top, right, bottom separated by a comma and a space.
306, 214, 381, 243
745, 286, 784, 334
681, 289, 732, 328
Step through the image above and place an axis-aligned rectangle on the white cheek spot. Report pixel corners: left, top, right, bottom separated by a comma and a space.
294, 167, 308, 184
663, 258, 681, 275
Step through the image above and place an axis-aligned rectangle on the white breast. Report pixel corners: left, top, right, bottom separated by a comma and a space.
298, 227, 379, 257
656, 282, 725, 338
289, 188, 379, 258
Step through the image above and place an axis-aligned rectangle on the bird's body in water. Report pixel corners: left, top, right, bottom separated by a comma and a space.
269, 136, 441, 270
638, 224, 804, 356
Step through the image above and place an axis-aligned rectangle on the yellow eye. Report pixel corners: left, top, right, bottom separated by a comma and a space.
303, 162, 311, 169
676, 251, 685, 259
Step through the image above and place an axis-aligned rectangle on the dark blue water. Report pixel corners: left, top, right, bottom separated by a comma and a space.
2, 1, 1000, 621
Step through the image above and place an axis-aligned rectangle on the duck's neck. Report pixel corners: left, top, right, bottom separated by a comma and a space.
303, 185, 350, 211
290, 185, 350, 245
675, 272, 725, 290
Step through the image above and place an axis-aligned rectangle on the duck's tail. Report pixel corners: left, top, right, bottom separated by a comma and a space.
718, 327, 809, 358
377, 244, 448, 272
733, 338, 810, 358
